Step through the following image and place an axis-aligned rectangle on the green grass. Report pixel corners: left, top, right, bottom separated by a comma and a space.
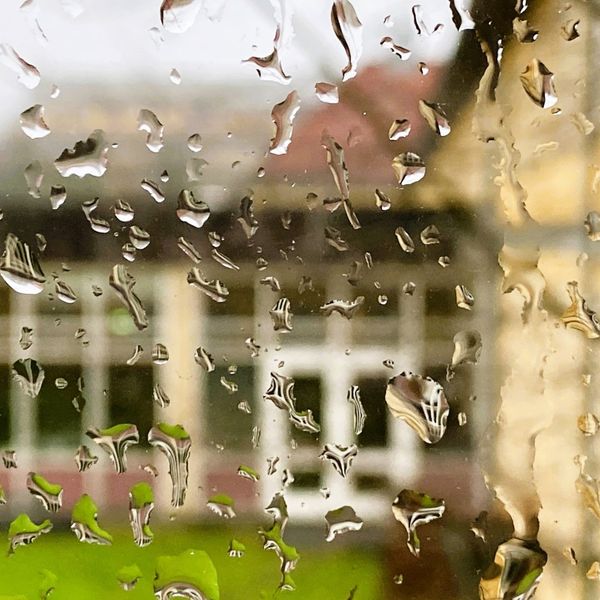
0, 524, 385, 599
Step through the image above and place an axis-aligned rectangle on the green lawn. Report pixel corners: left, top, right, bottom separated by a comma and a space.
0, 524, 385, 599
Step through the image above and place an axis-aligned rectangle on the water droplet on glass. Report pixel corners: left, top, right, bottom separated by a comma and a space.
331, 0, 363, 81
126, 344, 144, 367
194, 346, 215, 372
19, 326, 33, 350
320, 444, 358, 478
55, 279, 78, 304
389, 119, 411, 141
148, 423, 191, 508
418, 62, 429, 75
169, 67, 181, 85
71, 494, 113, 545
325, 506, 363, 542
74, 445, 98, 472
395, 227, 415, 253
8, 514, 52, 554
19, 104, 50, 139
513, 17, 539, 43
207, 493, 236, 518
228, 539, 246, 558
578, 413, 599, 436
270, 297, 293, 332
392, 489, 445, 556
243, 28, 290, 85
479, 538, 546, 600
238, 195, 259, 239
54, 129, 110, 177
177, 236, 202, 263
113, 199, 134, 223
24, 160, 43, 198
0, 44, 40, 88
117, 564, 143, 591
561, 19, 580, 41
137, 109, 164, 152
587, 562, 600, 580
140, 178, 165, 204
380, 37, 411, 60
3, 450, 17, 469
270, 90, 301, 155
220, 376, 238, 395
315, 82, 339, 104
320, 296, 364, 320
325, 226, 350, 251
129, 482, 154, 547
154, 549, 219, 599
520, 59, 558, 108
560, 281, 600, 338
177, 189, 210, 228
346, 385, 366, 435
49, 185, 66, 210
411, 4, 443, 36
418, 100, 451, 136
109, 265, 149, 330
385, 372, 449, 444
238, 465, 260, 482
455, 284, 475, 310
86, 424, 139, 473
153, 383, 171, 408
12, 358, 45, 397
26, 472, 62, 512
450, 330, 482, 369
187, 268, 229, 302
392, 152, 426, 185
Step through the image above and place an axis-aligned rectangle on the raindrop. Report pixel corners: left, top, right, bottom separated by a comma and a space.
0, 44, 40, 88
389, 119, 411, 140
194, 346, 215, 372
187, 268, 229, 302
238, 465, 260, 482
129, 482, 154, 547
177, 189, 210, 228
238, 195, 259, 239
55, 279, 77, 303
154, 549, 219, 599
331, 0, 363, 81
117, 565, 143, 592
177, 237, 202, 263
411, 5, 443, 36
50, 83, 60, 98
211, 248, 240, 271
578, 413, 599, 436
380, 37, 411, 60
148, 423, 191, 508
82, 197, 110, 234
270, 297, 293, 332
513, 18, 538, 43
128, 226, 150, 251
315, 82, 339, 104
126, 344, 144, 366
54, 129, 110, 178
419, 224, 441, 245
220, 376, 238, 395
395, 227, 415, 253
141, 178, 165, 203
24, 160, 43, 197
320, 444, 358, 478
455, 284, 475, 310
392, 489, 445, 556
153, 383, 171, 408
26, 472, 62, 512
392, 152, 426, 185
186, 157, 209, 180
160, 0, 201, 33
19, 326, 33, 350
71, 494, 113, 545
19, 104, 50, 138
152, 343, 169, 365
587, 562, 600, 580
8, 514, 52, 554
374, 189, 391, 211
325, 506, 363, 542
385, 372, 449, 444
347, 385, 366, 435
470, 510, 488, 542
207, 493, 236, 518
585, 211, 600, 241
418, 62, 429, 75
458, 412, 467, 426
270, 90, 301, 155
418, 100, 451, 136
520, 59, 558, 108
74, 445, 98, 472
86, 424, 139, 473
320, 296, 364, 319
561, 19, 580, 41
169, 67, 181, 84
325, 226, 349, 251
109, 265, 149, 330
2, 450, 17, 469
243, 27, 290, 85
260, 276, 281, 292
114, 199, 134, 222
450, 330, 482, 369
228, 539, 246, 558
12, 358, 45, 397
137, 109, 164, 152
50, 185, 66, 210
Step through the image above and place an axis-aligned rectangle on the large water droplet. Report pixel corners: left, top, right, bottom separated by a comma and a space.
207, 493, 236, 518
12, 358, 45, 397
129, 482, 154, 547
270, 297, 293, 332
74, 445, 98, 472
347, 385, 366, 435
154, 549, 219, 600
331, 0, 363, 81
8, 514, 52, 554
148, 423, 191, 508
187, 268, 229, 302
392, 152, 426, 185
418, 100, 451, 136
194, 346, 215, 372
177, 189, 210, 228
320, 296, 364, 319
269, 90, 301, 155
0, 44, 40, 88
50, 185, 66, 210
137, 109, 164, 152
520, 59, 558, 108
0, 233, 46, 294
385, 372, 449, 444
109, 265, 149, 330
392, 489, 445, 556
26, 473, 62, 512
54, 129, 109, 177
71, 494, 113, 545
141, 178, 165, 203
380, 37, 411, 60
86, 424, 139, 473
19, 104, 50, 138
320, 443, 358, 478
389, 119, 411, 140
325, 506, 363, 542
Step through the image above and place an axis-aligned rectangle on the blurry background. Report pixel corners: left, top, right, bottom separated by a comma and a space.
0, 0, 597, 598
